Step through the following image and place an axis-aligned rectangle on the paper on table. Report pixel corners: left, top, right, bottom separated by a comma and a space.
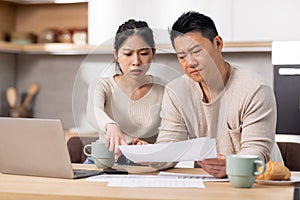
107, 177, 205, 188
158, 172, 229, 182
86, 174, 205, 188
119, 137, 217, 162
86, 174, 156, 182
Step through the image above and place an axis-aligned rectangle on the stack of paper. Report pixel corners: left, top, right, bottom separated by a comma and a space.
119, 137, 217, 162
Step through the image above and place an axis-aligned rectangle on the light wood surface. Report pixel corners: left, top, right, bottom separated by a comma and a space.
0, 41, 272, 55
0, 164, 297, 200
0, 1, 15, 35
15, 3, 87, 34
0, 1, 87, 42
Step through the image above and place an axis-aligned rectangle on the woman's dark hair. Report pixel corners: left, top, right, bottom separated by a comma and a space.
170, 11, 218, 47
114, 19, 155, 73
114, 19, 155, 53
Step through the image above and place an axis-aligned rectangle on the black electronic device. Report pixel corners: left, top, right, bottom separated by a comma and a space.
103, 168, 128, 175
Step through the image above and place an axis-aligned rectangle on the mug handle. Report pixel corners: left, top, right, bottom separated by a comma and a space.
83, 144, 92, 157
254, 160, 266, 175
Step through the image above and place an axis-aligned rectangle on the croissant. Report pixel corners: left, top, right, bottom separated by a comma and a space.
256, 161, 291, 180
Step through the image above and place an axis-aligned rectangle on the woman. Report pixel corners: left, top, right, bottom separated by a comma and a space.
86, 19, 165, 162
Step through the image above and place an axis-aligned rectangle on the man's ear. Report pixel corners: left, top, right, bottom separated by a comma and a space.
214, 36, 223, 52
152, 48, 156, 57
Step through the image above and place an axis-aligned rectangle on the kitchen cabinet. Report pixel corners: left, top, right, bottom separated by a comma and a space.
0, 0, 88, 128
0, 0, 88, 50
0, 1, 15, 34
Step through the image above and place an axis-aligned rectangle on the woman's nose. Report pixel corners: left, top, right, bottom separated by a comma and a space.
132, 53, 141, 66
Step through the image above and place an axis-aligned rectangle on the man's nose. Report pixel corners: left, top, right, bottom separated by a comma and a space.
186, 53, 197, 68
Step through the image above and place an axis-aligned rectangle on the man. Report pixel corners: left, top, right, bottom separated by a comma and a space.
150, 11, 277, 178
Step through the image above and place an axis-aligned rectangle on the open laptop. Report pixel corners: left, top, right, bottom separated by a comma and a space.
0, 117, 103, 179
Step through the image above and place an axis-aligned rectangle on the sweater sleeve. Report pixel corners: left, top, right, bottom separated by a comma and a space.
86, 79, 117, 133
156, 86, 189, 142
237, 85, 276, 162
151, 85, 189, 170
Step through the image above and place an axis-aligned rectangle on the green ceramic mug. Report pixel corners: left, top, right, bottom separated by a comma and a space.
83, 140, 115, 168
226, 154, 266, 188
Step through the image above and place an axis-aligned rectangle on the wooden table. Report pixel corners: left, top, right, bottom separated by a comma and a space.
0, 164, 298, 200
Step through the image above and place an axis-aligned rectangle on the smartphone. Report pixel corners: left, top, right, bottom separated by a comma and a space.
103, 167, 128, 175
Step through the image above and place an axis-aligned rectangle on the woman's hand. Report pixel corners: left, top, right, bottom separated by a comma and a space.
105, 123, 127, 157
197, 154, 227, 178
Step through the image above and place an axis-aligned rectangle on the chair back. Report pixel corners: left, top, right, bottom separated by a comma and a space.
277, 142, 300, 171
67, 136, 98, 163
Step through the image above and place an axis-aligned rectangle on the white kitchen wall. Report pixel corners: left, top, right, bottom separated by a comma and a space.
88, 0, 233, 44
89, 0, 300, 43
232, 0, 300, 41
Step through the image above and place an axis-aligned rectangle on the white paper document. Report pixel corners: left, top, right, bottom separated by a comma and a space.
158, 172, 229, 182
86, 174, 205, 188
119, 137, 217, 162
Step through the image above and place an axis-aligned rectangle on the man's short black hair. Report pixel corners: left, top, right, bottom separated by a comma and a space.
170, 11, 219, 47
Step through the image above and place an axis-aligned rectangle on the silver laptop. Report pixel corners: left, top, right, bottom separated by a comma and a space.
0, 117, 102, 179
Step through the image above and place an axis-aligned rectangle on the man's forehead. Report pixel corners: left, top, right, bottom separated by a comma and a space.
174, 35, 201, 51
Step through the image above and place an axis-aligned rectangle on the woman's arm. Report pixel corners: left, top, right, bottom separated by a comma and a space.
86, 79, 127, 154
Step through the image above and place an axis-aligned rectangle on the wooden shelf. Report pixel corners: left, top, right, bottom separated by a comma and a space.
0, 42, 97, 55
223, 41, 272, 53
23, 43, 98, 55
156, 41, 272, 53
0, 41, 272, 55
2, 0, 88, 4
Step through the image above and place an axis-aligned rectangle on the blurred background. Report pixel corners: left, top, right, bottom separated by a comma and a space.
0, 0, 299, 139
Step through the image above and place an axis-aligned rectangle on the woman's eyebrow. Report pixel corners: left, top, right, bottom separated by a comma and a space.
120, 47, 133, 51
121, 47, 151, 51
138, 47, 152, 51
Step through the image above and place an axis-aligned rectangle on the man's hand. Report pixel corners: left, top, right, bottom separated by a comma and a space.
105, 123, 127, 157
133, 138, 148, 145
197, 154, 226, 178
133, 138, 150, 165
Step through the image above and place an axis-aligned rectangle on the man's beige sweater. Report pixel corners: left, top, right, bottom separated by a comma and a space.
155, 65, 276, 169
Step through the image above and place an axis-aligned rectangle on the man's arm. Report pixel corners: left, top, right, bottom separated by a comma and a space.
150, 86, 189, 170
156, 86, 189, 143
238, 85, 276, 162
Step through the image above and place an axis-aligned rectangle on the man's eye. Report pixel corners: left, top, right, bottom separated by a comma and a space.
177, 54, 186, 59
124, 53, 132, 56
193, 49, 202, 55
140, 52, 149, 56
